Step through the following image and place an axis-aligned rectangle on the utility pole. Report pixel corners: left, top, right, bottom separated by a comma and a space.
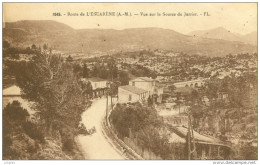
106, 91, 108, 125
187, 108, 197, 160
111, 94, 113, 111
110, 66, 114, 111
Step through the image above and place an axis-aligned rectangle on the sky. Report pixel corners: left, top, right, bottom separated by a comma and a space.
3, 3, 257, 35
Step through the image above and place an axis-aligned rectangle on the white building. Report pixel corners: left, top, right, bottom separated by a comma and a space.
81, 77, 109, 97
118, 85, 149, 103
129, 77, 156, 95
118, 77, 164, 103
87, 77, 108, 90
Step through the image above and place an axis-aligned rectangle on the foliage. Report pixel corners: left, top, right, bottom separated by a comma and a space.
239, 143, 257, 160
5, 51, 91, 159
3, 45, 41, 58
82, 63, 89, 78
190, 73, 257, 160
3, 40, 10, 49
23, 122, 45, 143
129, 65, 157, 79
147, 95, 153, 106
110, 103, 184, 159
12, 53, 88, 139
111, 103, 162, 137
3, 101, 29, 122
3, 101, 44, 160
66, 55, 73, 62
118, 71, 130, 85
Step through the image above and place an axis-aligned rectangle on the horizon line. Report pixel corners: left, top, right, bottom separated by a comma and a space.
3, 19, 257, 35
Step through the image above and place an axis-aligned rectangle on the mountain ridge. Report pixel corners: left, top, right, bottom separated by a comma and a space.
188, 27, 257, 45
3, 20, 257, 57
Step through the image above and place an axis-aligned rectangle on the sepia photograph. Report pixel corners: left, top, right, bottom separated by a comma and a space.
1, 1, 258, 161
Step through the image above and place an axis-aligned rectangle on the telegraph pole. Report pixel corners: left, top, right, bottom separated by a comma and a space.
187, 107, 197, 160
106, 92, 108, 125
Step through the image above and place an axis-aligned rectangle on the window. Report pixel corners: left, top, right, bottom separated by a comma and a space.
132, 82, 135, 86
129, 94, 132, 101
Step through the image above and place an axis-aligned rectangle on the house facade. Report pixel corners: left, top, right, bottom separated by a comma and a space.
129, 77, 155, 94
118, 77, 164, 103
129, 77, 163, 96
118, 85, 149, 103
81, 77, 109, 97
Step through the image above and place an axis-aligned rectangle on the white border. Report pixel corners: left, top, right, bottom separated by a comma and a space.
0, 0, 259, 165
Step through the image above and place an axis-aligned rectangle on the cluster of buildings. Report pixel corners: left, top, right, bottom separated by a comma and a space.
80, 76, 164, 103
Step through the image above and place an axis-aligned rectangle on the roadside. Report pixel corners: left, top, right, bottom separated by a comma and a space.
77, 97, 124, 160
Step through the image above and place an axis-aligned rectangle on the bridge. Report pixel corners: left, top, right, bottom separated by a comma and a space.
174, 79, 209, 88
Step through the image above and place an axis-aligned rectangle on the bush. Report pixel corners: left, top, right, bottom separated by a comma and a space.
62, 138, 74, 152
4, 101, 29, 122
23, 122, 45, 143
3, 101, 45, 159
110, 103, 180, 159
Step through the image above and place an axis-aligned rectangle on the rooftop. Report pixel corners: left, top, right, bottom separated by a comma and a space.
119, 85, 147, 95
84, 77, 107, 82
175, 87, 194, 95
131, 77, 154, 82
3, 85, 21, 96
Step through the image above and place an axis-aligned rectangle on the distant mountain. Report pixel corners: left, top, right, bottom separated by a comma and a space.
242, 31, 257, 45
3, 20, 257, 57
188, 27, 257, 45
5, 20, 73, 33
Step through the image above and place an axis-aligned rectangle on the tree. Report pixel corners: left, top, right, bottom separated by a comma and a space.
73, 63, 82, 77
43, 43, 48, 51
3, 40, 10, 49
82, 63, 89, 78
147, 95, 153, 106
176, 92, 182, 114
189, 90, 199, 105
14, 53, 88, 138
92, 65, 99, 77
112, 65, 118, 80
98, 66, 108, 79
110, 103, 179, 159
31, 44, 37, 50
3, 101, 29, 123
81, 81, 93, 99
3, 101, 44, 160
66, 55, 73, 62
108, 81, 120, 96
168, 84, 176, 96
118, 71, 129, 85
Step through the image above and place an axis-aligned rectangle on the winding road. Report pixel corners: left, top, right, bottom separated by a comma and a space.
77, 97, 124, 160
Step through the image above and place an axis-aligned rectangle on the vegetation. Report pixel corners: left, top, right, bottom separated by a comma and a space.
3, 101, 45, 159
3, 41, 41, 59
187, 73, 257, 160
4, 48, 89, 159
110, 102, 186, 159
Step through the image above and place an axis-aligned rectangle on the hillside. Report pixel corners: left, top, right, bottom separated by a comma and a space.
241, 31, 257, 45
3, 20, 257, 57
188, 27, 257, 45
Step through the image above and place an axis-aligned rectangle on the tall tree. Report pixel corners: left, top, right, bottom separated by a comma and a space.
31, 44, 37, 50
15, 53, 88, 137
82, 63, 88, 78
3, 40, 10, 49
118, 71, 129, 85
